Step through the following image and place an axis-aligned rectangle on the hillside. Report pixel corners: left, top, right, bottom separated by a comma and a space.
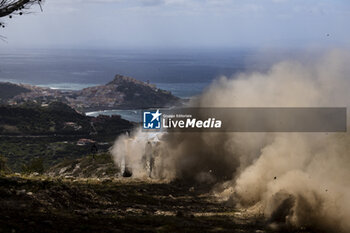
74, 75, 180, 110
45, 153, 119, 178
0, 102, 134, 171
5, 75, 181, 111
0, 174, 267, 233
0, 102, 133, 135
0, 102, 90, 135
0, 82, 31, 101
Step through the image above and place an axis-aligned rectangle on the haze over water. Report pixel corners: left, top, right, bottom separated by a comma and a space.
0, 48, 305, 98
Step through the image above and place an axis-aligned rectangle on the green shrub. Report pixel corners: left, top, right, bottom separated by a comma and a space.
0, 155, 11, 174
22, 157, 44, 174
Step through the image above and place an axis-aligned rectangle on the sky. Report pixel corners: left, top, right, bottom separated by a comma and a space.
0, 0, 349, 49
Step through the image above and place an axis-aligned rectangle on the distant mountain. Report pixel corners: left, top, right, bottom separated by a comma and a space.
4, 75, 181, 111
0, 82, 31, 101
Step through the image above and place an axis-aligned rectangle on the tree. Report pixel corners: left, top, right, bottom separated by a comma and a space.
0, 0, 43, 29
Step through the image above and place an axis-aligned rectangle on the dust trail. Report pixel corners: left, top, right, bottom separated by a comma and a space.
112, 50, 350, 232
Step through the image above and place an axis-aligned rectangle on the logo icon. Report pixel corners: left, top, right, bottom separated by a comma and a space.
143, 109, 162, 129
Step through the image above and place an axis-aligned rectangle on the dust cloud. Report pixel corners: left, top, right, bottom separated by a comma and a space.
111, 50, 350, 232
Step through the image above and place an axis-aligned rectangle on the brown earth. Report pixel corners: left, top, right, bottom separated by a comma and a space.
0, 175, 316, 233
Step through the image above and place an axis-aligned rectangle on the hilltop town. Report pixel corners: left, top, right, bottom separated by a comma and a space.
0, 74, 180, 111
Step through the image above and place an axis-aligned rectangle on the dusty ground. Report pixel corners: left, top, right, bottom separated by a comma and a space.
0, 175, 315, 233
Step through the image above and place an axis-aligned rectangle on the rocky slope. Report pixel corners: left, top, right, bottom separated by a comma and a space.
45, 153, 120, 179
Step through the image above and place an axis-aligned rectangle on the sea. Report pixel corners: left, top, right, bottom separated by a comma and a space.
0, 48, 301, 122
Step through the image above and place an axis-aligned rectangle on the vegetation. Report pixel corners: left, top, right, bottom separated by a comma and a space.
0, 102, 133, 135
0, 137, 97, 172
0, 102, 90, 135
21, 157, 44, 174
0, 154, 11, 174
0, 175, 272, 233
0, 102, 133, 172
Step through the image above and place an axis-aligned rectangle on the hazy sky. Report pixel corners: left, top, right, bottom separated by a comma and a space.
0, 0, 349, 49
